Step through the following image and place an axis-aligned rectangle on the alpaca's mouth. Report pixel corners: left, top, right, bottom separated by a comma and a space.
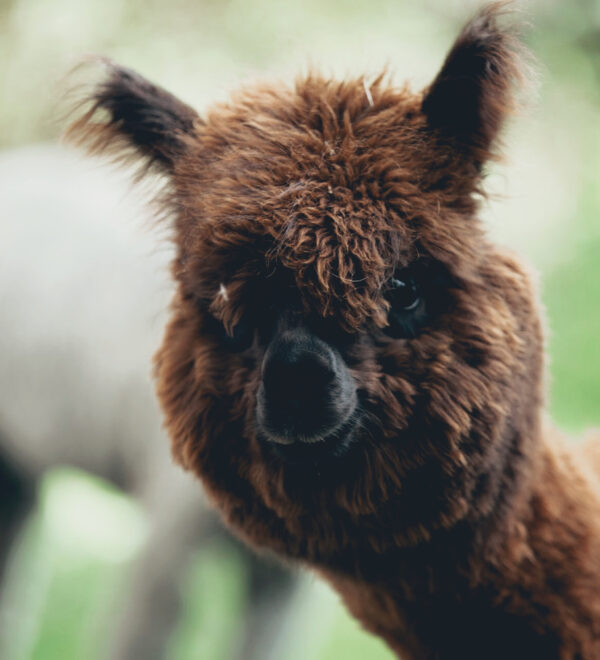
260, 412, 359, 465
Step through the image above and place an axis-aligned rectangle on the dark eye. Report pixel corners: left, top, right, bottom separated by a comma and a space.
384, 268, 426, 338
388, 272, 421, 311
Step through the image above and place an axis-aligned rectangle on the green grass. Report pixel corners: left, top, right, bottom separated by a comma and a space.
544, 236, 600, 430
167, 543, 247, 660
0, 470, 147, 660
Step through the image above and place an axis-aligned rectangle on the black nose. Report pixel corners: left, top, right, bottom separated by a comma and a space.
263, 342, 335, 409
256, 328, 356, 445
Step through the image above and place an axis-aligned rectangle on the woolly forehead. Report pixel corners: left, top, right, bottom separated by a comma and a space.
173, 82, 427, 330
182, 188, 411, 332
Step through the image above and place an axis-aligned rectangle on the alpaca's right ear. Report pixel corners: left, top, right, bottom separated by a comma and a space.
65, 60, 200, 174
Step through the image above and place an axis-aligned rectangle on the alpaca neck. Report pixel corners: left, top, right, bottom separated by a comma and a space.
322, 428, 600, 659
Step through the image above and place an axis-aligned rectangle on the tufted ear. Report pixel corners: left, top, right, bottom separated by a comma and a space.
421, 3, 525, 166
65, 59, 200, 174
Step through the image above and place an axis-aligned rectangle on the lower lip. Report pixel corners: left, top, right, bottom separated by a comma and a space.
263, 417, 357, 464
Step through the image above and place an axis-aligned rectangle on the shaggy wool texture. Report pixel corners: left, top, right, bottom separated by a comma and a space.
68, 4, 600, 658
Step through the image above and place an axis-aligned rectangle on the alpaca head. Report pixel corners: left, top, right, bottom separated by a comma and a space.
69, 5, 543, 568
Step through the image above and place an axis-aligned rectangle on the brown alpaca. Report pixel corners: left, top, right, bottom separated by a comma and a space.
67, 5, 600, 658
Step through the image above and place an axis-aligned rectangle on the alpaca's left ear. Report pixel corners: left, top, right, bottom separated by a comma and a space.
422, 3, 525, 165
66, 60, 200, 174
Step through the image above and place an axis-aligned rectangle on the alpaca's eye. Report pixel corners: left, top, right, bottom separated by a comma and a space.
388, 273, 420, 311
384, 268, 426, 338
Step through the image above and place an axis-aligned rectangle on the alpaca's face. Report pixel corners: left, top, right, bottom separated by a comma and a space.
170, 90, 468, 471
70, 7, 544, 561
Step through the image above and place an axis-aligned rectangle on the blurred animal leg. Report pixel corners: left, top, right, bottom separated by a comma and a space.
0, 445, 35, 584
108, 469, 217, 660
234, 549, 298, 660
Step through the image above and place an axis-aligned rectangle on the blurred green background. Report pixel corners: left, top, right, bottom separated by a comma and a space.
0, 0, 599, 659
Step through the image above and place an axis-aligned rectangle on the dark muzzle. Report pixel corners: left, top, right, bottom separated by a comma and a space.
256, 325, 357, 449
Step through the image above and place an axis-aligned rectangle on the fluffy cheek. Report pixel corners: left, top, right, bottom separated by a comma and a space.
409, 266, 541, 493
363, 272, 531, 476
154, 301, 254, 476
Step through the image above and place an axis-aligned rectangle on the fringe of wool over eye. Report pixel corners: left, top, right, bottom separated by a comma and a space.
66, 4, 600, 658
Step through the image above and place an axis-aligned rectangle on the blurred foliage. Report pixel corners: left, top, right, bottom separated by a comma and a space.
167, 543, 247, 660
1, 0, 599, 659
0, 470, 147, 660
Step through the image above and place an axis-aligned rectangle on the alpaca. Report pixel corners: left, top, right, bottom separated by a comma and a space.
68, 4, 600, 658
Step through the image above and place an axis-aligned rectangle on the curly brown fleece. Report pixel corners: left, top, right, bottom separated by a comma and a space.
67, 4, 600, 658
